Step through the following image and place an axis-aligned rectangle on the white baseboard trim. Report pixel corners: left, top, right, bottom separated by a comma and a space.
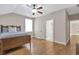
33, 37, 70, 46
46, 39, 53, 42
35, 38, 67, 45
33, 37, 45, 40
31, 36, 35, 38
54, 41, 67, 46
66, 39, 70, 45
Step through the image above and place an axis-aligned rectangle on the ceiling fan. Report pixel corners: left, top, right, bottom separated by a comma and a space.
27, 4, 43, 15
32, 4, 43, 15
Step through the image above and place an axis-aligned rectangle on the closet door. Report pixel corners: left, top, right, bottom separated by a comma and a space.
35, 19, 46, 39
46, 20, 53, 42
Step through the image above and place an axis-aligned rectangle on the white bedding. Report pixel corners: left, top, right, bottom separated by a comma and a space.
0, 32, 30, 39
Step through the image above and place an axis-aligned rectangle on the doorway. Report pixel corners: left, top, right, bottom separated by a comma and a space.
70, 20, 79, 37
46, 19, 54, 42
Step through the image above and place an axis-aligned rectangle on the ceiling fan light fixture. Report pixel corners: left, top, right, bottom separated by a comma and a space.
32, 9, 37, 13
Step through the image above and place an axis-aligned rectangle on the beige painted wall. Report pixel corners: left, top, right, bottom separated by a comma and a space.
0, 13, 26, 32
34, 10, 70, 45
66, 11, 70, 43
69, 14, 79, 20
53, 10, 68, 45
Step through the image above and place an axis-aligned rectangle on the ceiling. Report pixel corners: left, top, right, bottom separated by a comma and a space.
67, 5, 79, 15
0, 4, 77, 18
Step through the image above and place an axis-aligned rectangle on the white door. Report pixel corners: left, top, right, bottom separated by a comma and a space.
46, 20, 53, 42
35, 19, 46, 39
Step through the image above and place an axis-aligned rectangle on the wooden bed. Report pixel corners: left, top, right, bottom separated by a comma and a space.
0, 33, 31, 55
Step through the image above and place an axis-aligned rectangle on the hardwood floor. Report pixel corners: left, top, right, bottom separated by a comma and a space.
31, 38, 75, 55
5, 47, 30, 55
4, 36, 78, 55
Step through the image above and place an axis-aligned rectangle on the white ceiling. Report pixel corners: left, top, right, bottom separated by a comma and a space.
67, 6, 79, 15
0, 4, 77, 18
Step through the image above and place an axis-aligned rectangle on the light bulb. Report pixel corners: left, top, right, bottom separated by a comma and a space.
32, 9, 37, 13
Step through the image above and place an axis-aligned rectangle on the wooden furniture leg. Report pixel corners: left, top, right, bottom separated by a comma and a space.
0, 40, 3, 55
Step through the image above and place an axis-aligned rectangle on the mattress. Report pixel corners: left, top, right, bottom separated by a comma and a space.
0, 32, 30, 39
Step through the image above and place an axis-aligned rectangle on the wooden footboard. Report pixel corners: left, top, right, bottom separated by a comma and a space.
0, 40, 3, 54
0, 35, 31, 55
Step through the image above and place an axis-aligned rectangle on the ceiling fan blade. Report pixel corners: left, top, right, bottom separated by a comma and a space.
37, 7, 43, 10
37, 11, 43, 14
32, 13, 35, 15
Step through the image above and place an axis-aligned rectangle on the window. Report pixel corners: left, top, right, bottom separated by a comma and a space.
25, 19, 33, 32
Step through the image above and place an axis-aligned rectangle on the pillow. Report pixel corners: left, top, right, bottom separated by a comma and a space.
16, 27, 21, 32
2, 26, 8, 33
9, 27, 17, 32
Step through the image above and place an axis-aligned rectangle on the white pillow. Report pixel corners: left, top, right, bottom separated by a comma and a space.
9, 27, 17, 32
2, 27, 8, 33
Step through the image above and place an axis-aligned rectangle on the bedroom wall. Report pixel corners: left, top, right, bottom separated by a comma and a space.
34, 10, 70, 45
0, 13, 26, 32
69, 14, 79, 20
53, 10, 70, 45
66, 11, 70, 43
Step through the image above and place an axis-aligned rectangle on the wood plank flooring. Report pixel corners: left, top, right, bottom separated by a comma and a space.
31, 38, 75, 55
4, 36, 79, 55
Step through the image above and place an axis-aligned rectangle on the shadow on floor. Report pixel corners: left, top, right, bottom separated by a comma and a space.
76, 44, 79, 55
4, 46, 31, 55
